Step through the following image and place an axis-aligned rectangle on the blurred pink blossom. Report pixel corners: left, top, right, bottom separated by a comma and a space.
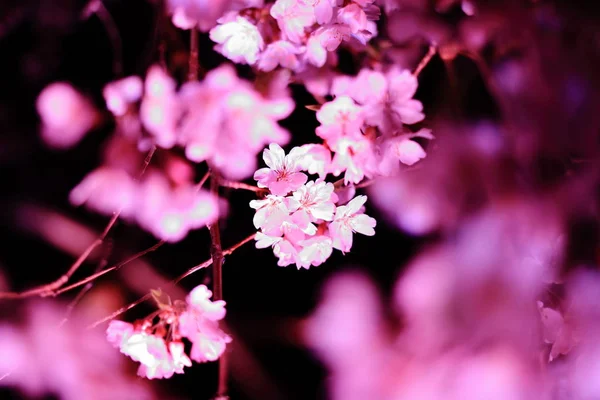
210, 13, 265, 65
36, 82, 99, 149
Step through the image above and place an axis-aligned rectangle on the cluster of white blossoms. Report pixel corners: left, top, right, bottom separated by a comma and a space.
251, 144, 376, 268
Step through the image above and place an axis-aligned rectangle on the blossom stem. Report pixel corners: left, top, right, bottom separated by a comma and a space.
220, 180, 267, 193
0, 146, 157, 300
413, 44, 437, 77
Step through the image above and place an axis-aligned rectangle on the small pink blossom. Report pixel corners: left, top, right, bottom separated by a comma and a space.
332, 68, 387, 105
186, 285, 227, 320
36, 82, 98, 149
69, 167, 137, 218
337, 3, 368, 33
296, 143, 332, 180
112, 330, 182, 380
140, 66, 179, 148
290, 180, 337, 223
177, 284, 231, 363
316, 96, 364, 144
250, 195, 291, 235
329, 135, 375, 184
135, 174, 220, 242
209, 14, 264, 65
329, 195, 376, 252
270, 0, 316, 44
254, 144, 308, 195
258, 40, 305, 72
298, 234, 334, 268
302, 0, 335, 24
363, 67, 424, 131
103, 76, 143, 117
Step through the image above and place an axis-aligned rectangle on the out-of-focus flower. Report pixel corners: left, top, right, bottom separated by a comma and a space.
36, 82, 99, 149
103, 76, 143, 117
209, 14, 265, 65
71, 168, 220, 242
258, 40, 305, 72
0, 301, 150, 399
140, 66, 180, 148
270, 0, 316, 44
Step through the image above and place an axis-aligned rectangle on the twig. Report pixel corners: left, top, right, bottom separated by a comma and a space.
220, 180, 267, 193
195, 170, 211, 192
53, 240, 165, 297
83, 1, 123, 78
0, 147, 157, 300
413, 44, 437, 77
88, 233, 256, 329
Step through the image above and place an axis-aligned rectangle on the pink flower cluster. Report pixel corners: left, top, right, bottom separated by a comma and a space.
251, 144, 376, 268
70, 168, 220, 242
204, 0, 380, 70
315, 67, 434, 184
104, 65, 293, 180
106, 285, 231, 380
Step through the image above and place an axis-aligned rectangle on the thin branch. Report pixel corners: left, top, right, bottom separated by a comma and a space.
59, 239, 113, 326
0, 146, 157, 300
413, 44, 437, 77
220, 180, 267, 193
195, 170, 211, 192
83, 1, 123, 78
88, 233, 256, 329
53, 240, 166, 297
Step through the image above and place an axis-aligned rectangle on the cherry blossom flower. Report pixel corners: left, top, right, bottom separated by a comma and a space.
69, 167, 137, 218
303, 0, 335, 24
250, 194, 292, 235
298, 234, 334, 268
290, 181, 337, 225
316, 96, 364, 145
107, 323, 188, 380
176, 65, 292, 179
329, 135, 375, 184
364, 67, 425, 131
337, 3, 369, 33
168, 0, 262, 31
332, 67, 425, 133
103, 76, 143, 117
139, 66, 180, 148
254, 144, 308, 196
135, 172, 220, 242
36, 82, 98, 149
328, 195, 376, 252
270, 0, 316, 44
296, 143, 332, 180
178, 285, 231, 363
377, 131, 434, 174
258, 40, 305, 72
209, 14, 264, 65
